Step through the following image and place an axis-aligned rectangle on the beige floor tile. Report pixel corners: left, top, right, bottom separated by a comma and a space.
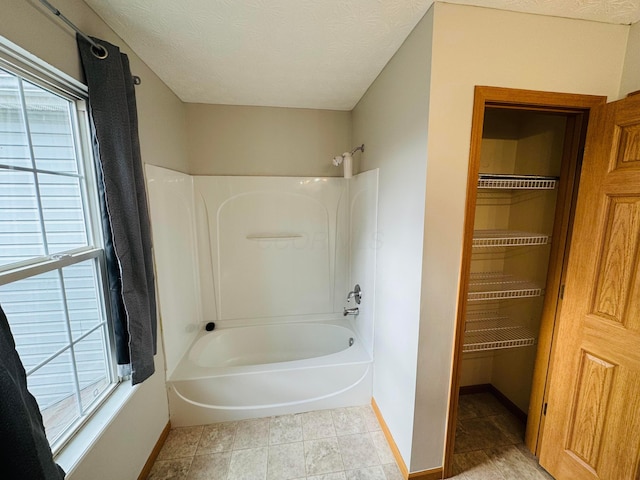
332, 407, 367, 436
455, 416, 513, 453
452, 452, 468, 476
486, 444, 549, 480
157, 426, 204, 461
469, 393, 509, 417
338, 433, 380, 470
197, 421, 237, 454
302, 409, 337, 440
267, 442, 306, 480
234, 418, 270, 450
304, 437, 344, 475
146, 406, 405, 480
380, 463, 403, 480
455, 450, 506, 480
147, 457, 192, 480
228, 446, 268, 480
357, 405, 382, 433
370, 431, 395, 464
515, 444, 555, 479
452, 392, 556, 479
457, 395, 480, 421
345, 465, 387, 480
270, 414, 303, 445
307, 473, 347, 480
449, 472, 468, 480
489, 413, 525, 444
186, 452, 231, 479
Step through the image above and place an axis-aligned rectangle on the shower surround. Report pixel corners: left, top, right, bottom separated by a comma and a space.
145, 165, 378, 424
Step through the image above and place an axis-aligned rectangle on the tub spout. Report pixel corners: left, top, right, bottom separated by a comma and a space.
343, 307, 359, 316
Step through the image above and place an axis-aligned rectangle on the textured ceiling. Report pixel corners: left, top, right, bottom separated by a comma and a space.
83, 0, 640, 110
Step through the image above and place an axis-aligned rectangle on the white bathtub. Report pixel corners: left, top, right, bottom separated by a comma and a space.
167, 320, 373, 425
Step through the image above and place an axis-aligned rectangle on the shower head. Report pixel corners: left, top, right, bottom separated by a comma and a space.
331, 144, 364, 179
331, 144, 365, 166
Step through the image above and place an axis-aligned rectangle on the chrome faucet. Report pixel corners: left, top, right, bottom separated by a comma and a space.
347, 284, 362, 304
344, 307, 359, 316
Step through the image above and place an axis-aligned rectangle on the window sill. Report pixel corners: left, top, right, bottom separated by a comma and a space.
54, 381, 137, 476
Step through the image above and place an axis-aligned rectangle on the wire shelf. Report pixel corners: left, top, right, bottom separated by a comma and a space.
472, 230, 550, 248
465, 313, 514, 331
478, 174, 558, 190
468, 272, 543, 301
463, 326, 537, 352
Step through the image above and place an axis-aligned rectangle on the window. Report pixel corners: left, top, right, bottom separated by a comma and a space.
0, 61, 116, 452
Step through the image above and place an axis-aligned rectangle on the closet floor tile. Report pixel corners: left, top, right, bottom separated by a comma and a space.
455, 416, 514, 452
453, 393, 555, 480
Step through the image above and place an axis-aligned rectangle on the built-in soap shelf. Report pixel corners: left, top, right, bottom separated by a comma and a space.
472, 230, 549, 248
463, 311, 536, 352
245, 233, 304, 240
467, 272, 543, 301
478, 173, 558, 190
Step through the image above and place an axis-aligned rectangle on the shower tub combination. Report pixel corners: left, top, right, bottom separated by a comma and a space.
168, 320, 372, 426
146, 168, 379, 425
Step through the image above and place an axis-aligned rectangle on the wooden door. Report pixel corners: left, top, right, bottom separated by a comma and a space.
539, 93, 640, 479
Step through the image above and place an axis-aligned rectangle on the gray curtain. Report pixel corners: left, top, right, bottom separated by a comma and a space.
0, 305, 65, 479
77, 36, 157, 385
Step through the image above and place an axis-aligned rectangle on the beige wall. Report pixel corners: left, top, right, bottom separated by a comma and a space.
186, 104, 351, 176
411, 2, 628, 472
2, 0, 188, 478
352, 7, 433, 468
620, 21, 640, 97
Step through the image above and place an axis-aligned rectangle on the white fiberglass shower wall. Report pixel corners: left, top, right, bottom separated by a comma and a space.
145, 165, 378, 379
194, 176, 349, 324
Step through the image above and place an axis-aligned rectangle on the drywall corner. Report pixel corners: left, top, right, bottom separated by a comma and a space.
352, 4, 434, 468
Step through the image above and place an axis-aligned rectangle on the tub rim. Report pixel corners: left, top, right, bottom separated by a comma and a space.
168, 319, 371, 382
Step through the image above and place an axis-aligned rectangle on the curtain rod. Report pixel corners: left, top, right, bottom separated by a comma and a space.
39, 0, 142, 85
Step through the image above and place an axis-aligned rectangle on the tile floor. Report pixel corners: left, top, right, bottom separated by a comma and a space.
147, 405, 404, 480
148, 394, 555, 480
451, 392, 554, 480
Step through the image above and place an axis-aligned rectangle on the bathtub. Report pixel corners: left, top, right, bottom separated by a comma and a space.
167, 320, 373, 425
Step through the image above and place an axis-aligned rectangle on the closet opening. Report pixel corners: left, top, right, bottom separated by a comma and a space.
443, 87, 606, 479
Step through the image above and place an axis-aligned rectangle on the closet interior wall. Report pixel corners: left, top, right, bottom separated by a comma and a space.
460, 108, 567, 414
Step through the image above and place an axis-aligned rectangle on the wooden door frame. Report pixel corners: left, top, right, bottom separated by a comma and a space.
443, 86, 606, 479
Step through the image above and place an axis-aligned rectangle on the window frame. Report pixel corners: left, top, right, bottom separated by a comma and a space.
0, 43, 121, 454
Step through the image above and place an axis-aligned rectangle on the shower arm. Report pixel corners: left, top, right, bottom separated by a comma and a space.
350, 144, 365, 155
